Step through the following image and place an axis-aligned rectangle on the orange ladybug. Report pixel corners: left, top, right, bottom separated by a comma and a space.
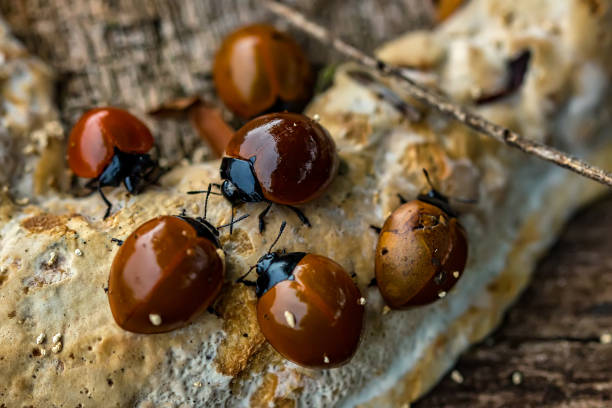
213, 24, 313, 119
375, 171, 468, 308
67, 107, 158, 218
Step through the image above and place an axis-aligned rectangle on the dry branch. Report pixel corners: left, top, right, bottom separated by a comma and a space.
265, 0, 612, 188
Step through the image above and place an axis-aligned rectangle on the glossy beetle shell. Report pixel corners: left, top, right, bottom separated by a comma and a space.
224, 112, 338, 205
256, 254, 364, 368
68, 107, 154, 178
108, 216, 224, 334
375, 200, 468, 308
213, 24, 313, 119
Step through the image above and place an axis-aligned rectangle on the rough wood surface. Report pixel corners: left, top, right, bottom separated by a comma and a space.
0, 1, 610, 406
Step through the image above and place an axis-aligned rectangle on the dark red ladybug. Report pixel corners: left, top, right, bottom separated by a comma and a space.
375, 171, 468, 308
240, 222, 364, 367
108, 188, 248, 334
219, 112, 338, 231
213, 24, 313, 119
67, 107, 158, 219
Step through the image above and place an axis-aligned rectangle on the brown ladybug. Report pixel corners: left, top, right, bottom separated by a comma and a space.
67, 107, 158, 219
218, 112, 338, 231
108, 189, 247, 333
239, 222, 364, 367
375, 171, 468, 308
213, 24, 313, 119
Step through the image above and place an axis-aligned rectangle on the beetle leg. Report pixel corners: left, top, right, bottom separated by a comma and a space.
397, 194, 407, 204
258, 202, 273, 233
369, 225, 382, 234
98, 185, 113, 219
84, 178, 98, 192
124, 176, 135, 194
286, 205, 311, 228
111, 238, 124, 246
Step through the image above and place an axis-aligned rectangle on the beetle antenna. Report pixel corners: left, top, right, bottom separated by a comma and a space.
422, 168, 478, 204
203, 183, 212, 220
268, 221, 287, 254
229, 206, 236, 234
422, 168, 436, 190
187, 190, 221, 195
236, 264, 257, 284
217, 213, 250, 229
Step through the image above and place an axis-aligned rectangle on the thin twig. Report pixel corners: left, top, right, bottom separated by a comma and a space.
264, 0, 612, 188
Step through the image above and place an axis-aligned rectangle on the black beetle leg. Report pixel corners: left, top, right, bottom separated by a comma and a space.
84, 178, 98, 192
258, 202, 273, 233
397, 194, 407, 205
369, 225, 382, 234
111, 238, 124, 246
98, 185, 113, 219
123, 176, 135, 194
286, 205, 311, 228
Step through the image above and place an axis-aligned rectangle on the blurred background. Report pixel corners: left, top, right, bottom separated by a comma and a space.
0, 1, 610, 406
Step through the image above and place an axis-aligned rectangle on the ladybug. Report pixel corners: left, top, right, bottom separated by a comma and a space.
239, 222, 365, 368
375, 170, 468, 308
219, 112, 338, 232
108, 188, 248, 334
213, 24, 313, 119
67, 107, 158, 219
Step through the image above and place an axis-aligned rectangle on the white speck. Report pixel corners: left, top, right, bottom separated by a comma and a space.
450, 369, 464, 384
453, 271, 460, 279
36, 333, 46, 344
186, 248, 194, 256
75, 249, 83, 256
149, 314, 162, 326
16, 197, 29, 205
323, 355, 330, 364
181, 230, 188, 236
44, 120, 64, 137
22, 144, 35, 154
40, 348, 47, 356
284, 311, 296, 328
600, 333, 612, 344
51, 342, 62, 353
438, 291, 447, 298
47, 252, 57, 266
52, 333, 62, 343
313, 113, 321, 122
382, 305, 391, 315
511, 371, 523, 385
357, 297, 367, 306
193, 381, 203, 388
